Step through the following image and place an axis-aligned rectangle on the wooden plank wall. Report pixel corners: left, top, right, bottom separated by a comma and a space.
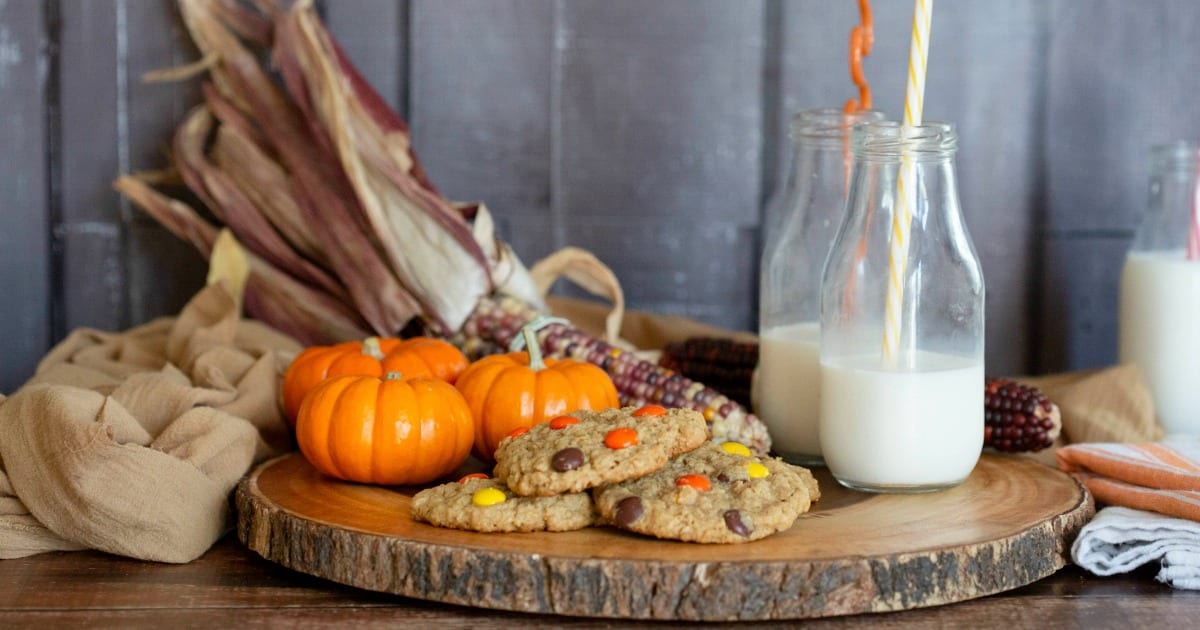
1, 0, 1197, 393
1041, 0, 1200, 371
0, 0, 50, 392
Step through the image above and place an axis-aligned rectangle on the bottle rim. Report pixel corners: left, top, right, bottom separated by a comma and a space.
851, 120, 958, 161
790, 108, 885, 146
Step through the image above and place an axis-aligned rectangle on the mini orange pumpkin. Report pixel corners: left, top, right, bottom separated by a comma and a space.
295, 372, 474, 485
455, 325, 619, 461
282, 336, 468, 425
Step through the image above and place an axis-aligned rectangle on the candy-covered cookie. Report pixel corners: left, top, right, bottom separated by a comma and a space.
493, 405, 709, 497
410, 474, 596, 532
594, 441, 816, 543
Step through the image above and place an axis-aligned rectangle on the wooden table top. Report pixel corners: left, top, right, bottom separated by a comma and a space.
0, 536, 1196, 627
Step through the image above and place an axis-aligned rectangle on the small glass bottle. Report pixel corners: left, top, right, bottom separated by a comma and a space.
1119, 142, 1200, 435
819, 120, 984, 493
756, 108, 882, 466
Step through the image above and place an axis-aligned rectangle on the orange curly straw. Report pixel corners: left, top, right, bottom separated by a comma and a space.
844, 0, 874, 113
842, 0, 875, 314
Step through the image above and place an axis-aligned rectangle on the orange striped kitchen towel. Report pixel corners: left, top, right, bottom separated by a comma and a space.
1057, 441, 1200, 522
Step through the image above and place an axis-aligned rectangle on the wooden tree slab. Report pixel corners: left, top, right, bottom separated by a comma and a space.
236, 453, 1093, 621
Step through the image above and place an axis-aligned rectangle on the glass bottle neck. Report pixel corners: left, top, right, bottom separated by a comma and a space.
845, 154, 955, 239
1133, 142, 1198, 254
759, 109, 884, 331
822, 133, 982, 365
763, 141, 841, 259
764, 110, 882, 244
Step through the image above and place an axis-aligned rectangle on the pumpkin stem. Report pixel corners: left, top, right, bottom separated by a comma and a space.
362, 337, 386, 360
384, 371, 404, 381
521, 325, 546, 371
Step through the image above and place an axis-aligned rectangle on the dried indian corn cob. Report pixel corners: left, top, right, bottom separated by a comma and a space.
984, 378, 1062, 452
659, 338, 759, 409
662, 338, 759, 368
457, 295, 772, 454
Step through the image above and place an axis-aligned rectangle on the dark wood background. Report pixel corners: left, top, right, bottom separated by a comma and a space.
2, 0, 1198, 393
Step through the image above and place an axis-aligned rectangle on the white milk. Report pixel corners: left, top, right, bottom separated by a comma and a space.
756, 322, 822, 464
820, 352, 983, 491
1119, 250, 1200, 434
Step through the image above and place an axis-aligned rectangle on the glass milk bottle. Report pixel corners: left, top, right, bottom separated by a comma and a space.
819, 121, 984, 492
1119, 142, 1200, 435
757, 108, 883, 466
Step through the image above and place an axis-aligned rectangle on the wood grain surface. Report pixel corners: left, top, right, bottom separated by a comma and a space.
237, 453, 1093, 621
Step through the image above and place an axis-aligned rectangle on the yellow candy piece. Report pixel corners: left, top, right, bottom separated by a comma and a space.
746, 462, 770, 479
471, 487, 508, 507
721, 442, 751, 457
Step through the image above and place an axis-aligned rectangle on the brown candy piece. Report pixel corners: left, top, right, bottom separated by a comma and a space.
614, 496, 644, 526
551, 447, 585, 472
724, 509, 752, 537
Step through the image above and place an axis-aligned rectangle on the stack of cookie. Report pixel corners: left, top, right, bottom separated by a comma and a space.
411, 405, 819, 544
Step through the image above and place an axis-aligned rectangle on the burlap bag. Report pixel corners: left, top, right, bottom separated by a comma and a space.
0, 281, 299, 563
1017, 364, 1165, 467
1024, 364, 1165, 445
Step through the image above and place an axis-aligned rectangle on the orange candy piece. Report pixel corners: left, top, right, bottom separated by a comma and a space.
604, 427, 639, 449
549, 415, 580, 430
457, 473, 489, 483
633, 404, 667, 417
675, 474, 711, 492
504, 426, 530, 440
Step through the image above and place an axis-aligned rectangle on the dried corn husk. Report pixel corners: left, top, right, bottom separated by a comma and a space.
113, 175, 369, 344
174, 107, 347, 300
177, 0, 423, 334
274, 6, 493, 332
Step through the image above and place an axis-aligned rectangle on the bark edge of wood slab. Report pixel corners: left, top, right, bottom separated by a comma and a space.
236, 453, 1093, 621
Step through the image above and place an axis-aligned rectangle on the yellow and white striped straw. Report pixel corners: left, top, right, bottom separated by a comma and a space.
882, 0, 933, 366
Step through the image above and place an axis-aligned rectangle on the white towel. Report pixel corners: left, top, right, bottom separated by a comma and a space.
1072, 505, 1200, 589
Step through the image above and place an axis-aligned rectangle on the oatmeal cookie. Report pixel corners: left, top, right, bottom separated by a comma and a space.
410, 474, 595, 532
493, 405, 709, 497
593, 441, 816, 543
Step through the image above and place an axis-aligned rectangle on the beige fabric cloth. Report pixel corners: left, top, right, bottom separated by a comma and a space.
1018, 364, 1165, 467
0, 282, 299, 563
1024, 364, 1165, 445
